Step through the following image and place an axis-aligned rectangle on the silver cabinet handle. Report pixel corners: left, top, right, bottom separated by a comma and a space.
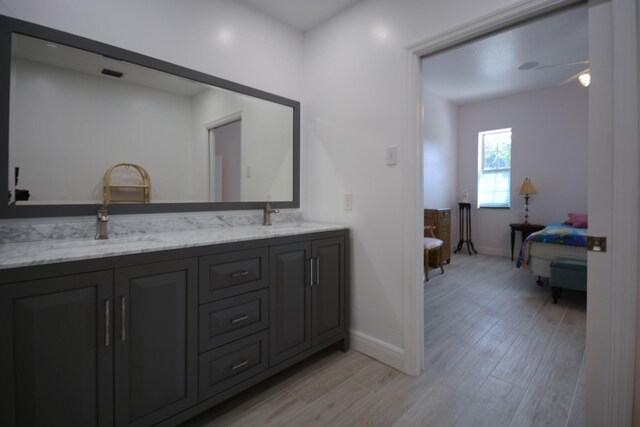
230, 315, 249, 324
121, 296, 126, 341
310, 257, 315, 287
105, 300, 110, 347
230, 271, 249, 278
231, 360, 249, 371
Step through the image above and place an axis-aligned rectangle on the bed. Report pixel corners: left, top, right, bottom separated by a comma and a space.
516, 223, 588, 280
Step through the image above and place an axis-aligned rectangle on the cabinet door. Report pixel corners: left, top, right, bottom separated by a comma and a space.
115, 259, 197, 427
311, 237, 345, 345
269, 242, 312, 366
0, 271, 113, 427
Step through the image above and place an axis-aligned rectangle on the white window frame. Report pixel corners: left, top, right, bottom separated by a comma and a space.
477, 128, 512, 208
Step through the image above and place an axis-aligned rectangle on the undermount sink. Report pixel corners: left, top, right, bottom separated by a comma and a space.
49, 234, 161, 249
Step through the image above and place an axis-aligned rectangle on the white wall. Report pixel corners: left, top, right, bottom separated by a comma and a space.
0, 0, 303, 101
423, 88, 458, 242
10, 59, 196, 203
1, 0, 302, 206
457, 83, 588, 256
302, 0, 533, 369
191, 89, 293, 202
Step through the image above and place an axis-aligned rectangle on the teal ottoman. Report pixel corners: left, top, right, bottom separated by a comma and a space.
550, 259, 587, 303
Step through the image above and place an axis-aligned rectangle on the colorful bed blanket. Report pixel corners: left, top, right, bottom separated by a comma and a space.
516, 223, 588, 268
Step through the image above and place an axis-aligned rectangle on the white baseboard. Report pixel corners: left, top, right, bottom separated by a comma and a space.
350, 329, 406, 373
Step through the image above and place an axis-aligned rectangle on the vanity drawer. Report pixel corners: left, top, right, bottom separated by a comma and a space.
199, 248, 268, 302
198, 331, 268, 401
199, 289, 268, 352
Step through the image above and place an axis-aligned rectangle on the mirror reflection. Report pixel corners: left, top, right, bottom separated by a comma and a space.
8, 34, 294, 205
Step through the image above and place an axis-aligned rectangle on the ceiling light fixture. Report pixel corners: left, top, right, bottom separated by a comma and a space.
578, 72, 591, 87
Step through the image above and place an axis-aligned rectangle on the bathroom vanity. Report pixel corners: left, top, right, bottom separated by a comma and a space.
0, 14, 349, 427
0, 223, 349, 426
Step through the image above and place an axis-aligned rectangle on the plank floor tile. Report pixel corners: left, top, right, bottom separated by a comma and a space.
283, 380, 371, 427
453, 377, 526, 427
392, 382, 469, 427
288, 350, 373, 404
181, 254, 585, 427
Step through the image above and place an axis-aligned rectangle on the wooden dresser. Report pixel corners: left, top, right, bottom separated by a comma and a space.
424, 208, 451, 264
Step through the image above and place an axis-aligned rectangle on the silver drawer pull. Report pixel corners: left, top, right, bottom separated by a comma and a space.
121, 296, 126, 341
105, 300, 110, 347
231, 360, 249, 371
230, 315, 249, 324
230, 271, 249, 278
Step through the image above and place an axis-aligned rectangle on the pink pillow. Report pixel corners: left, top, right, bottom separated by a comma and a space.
569, 213, 588, 228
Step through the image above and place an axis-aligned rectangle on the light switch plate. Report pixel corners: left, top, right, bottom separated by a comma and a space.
343, 193, 353, 211
387, 146, 398, 166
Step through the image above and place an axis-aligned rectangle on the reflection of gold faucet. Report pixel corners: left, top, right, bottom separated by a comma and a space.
262, 203, 279, 226
96, 205, 109, 239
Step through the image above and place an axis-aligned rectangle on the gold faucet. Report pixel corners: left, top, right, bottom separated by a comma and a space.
262, 203, 279, 226
95, 205, 109, 239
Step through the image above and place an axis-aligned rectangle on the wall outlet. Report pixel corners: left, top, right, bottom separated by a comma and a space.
387, 146, 398, 166
343, 193, 353, 211
246, 166, 251, 177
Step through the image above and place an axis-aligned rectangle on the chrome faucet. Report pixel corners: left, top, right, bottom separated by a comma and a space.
262, 202, 279, 226
96, 205, 109, 239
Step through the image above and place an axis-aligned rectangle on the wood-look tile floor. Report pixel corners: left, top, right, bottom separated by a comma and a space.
181, 254, 586, 427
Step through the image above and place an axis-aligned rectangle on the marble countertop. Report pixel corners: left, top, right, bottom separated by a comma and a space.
0, 222, 347, 270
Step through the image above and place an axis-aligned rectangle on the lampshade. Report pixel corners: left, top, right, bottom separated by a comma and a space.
518, 178, 538, 195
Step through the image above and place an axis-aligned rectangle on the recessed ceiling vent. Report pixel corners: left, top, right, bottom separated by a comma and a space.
101, 68, 124, 78
517, 62, 540, 71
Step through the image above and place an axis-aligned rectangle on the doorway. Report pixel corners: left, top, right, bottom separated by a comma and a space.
208, 119, 242, 202
407, 0, 638, 423
420, 5, 589, 425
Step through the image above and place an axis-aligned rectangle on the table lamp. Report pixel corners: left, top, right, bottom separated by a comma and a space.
518, 177, 538, 225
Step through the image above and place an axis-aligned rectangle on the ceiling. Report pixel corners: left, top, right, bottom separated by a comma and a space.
422, 5, 588, 105
12, 33, 211, 97
238, 0, 360, 32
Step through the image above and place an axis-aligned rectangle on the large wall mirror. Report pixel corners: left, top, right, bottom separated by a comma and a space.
0, 16, 299, 218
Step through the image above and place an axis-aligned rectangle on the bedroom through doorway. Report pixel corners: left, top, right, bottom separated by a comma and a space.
420, 4, 589, 425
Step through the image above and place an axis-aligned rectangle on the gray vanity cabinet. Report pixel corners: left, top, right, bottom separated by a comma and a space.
311, 237, 346, 346
269, 236, 347, 367
0, 229, 348, 427
0, 271, 114, 427
114, 259, 198, 427
269, 241, 313, 365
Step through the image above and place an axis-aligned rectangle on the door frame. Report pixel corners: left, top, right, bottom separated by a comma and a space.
205, 111, 243, 202
402, 0, 638, 423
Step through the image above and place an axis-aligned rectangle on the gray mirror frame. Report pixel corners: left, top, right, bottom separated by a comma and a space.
0, 15, 300, 218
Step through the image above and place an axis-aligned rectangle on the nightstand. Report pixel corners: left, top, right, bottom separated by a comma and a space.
509, 223, 545, 261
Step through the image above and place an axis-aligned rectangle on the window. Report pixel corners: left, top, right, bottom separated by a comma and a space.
478, 128, 511, 208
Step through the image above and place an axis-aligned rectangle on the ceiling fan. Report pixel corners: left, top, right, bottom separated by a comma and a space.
518, 60, 591, 87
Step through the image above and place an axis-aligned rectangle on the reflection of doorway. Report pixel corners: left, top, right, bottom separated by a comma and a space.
209, 119, 241, 202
